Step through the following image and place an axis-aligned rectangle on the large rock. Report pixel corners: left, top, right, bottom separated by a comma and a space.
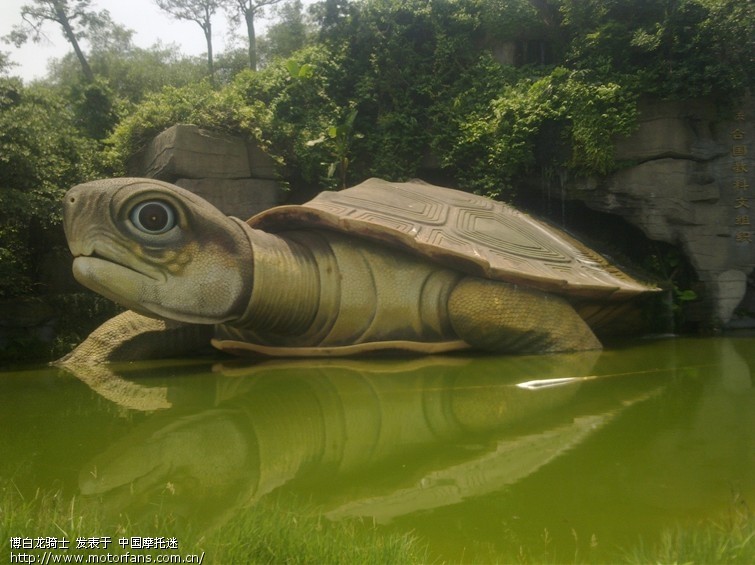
614, 99, 722, 162
129, 123, 286, 222
570, 97, 755, 327
129, 124, 276, 181
247, 143, 278, 180
176, 178, 282, 219
714, 270, 747, 323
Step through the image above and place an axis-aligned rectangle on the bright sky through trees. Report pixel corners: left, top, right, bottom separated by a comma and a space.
0, 0, 242, 80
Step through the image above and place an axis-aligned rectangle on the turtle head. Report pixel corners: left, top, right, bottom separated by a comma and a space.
63, 178, 253, 324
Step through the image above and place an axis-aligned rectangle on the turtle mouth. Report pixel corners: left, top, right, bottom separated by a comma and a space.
71, 253, 164, 316
73, 255, 162, 286
76, 252, 159, 281
71, 241, 165, 283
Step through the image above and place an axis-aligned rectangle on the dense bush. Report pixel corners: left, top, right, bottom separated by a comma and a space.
0, 78, 101, 298
436, 65, 638, 198
560, 0, 754, 101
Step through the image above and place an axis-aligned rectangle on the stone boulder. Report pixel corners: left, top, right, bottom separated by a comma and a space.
129, 124, 285, 221
128, 123, 278, 181
176, 178, 281, 219
613, 99, 723, 162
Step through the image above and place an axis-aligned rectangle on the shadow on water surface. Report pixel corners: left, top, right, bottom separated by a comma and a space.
2, 335, 754, 562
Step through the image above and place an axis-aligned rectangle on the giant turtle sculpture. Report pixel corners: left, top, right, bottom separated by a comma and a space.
59, 177, 657, 363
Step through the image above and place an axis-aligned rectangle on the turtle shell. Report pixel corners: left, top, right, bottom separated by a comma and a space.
248, 178, 656, 299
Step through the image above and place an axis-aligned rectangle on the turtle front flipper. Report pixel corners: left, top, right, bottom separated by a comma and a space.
448, 278, 601, 354
54, 310, 215, 366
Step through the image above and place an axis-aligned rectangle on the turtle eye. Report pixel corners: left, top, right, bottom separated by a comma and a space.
130, 200, 177, 235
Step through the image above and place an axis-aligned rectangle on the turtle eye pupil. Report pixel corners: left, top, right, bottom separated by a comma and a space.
140, 205, 167, 230
131, 201, 176, 234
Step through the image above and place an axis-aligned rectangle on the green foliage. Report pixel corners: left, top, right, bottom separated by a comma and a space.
202, 496, 431, 564
105, 0, 753, 198
49, 42, 207, 105
257, 0, 315, 66
337, 0, 489, 179
642, 246, 700, 329
476, 0, 554, 42
0, 481, 431, 564
0, 52, 16, 75
0, 79, 100, 297
68, 77, 120, 139
561, 0, 755, 102
307, 107, 363, 188
3, 478, 751, 564
106, 78, 246, 171
435, 65, 637, 198
106, 45, 344, 189
623, 497, 754, 565
232, 45, 348, 188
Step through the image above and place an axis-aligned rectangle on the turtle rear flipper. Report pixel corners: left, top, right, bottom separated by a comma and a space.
448, 278, 601, 353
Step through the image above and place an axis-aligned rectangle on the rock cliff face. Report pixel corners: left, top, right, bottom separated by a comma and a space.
568, 98, 755, 328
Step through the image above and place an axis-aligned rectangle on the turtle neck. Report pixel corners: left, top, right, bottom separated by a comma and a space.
232, 219, 322, 336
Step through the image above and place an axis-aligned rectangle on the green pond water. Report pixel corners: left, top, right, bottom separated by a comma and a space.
2, 334, 754, 562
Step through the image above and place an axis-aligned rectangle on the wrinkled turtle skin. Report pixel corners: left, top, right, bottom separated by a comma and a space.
57, 177, 657, 364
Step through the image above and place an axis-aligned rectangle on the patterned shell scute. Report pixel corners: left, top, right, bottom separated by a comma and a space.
249, 178, 654, 299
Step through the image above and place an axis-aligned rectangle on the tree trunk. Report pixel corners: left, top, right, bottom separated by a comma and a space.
245, 8, 257, 71
52, 0, 94, 82
204, 22, 214, 81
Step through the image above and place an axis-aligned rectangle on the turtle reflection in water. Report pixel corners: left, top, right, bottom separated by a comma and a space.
59, 178, 657, 363
72, 353, 646, 528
